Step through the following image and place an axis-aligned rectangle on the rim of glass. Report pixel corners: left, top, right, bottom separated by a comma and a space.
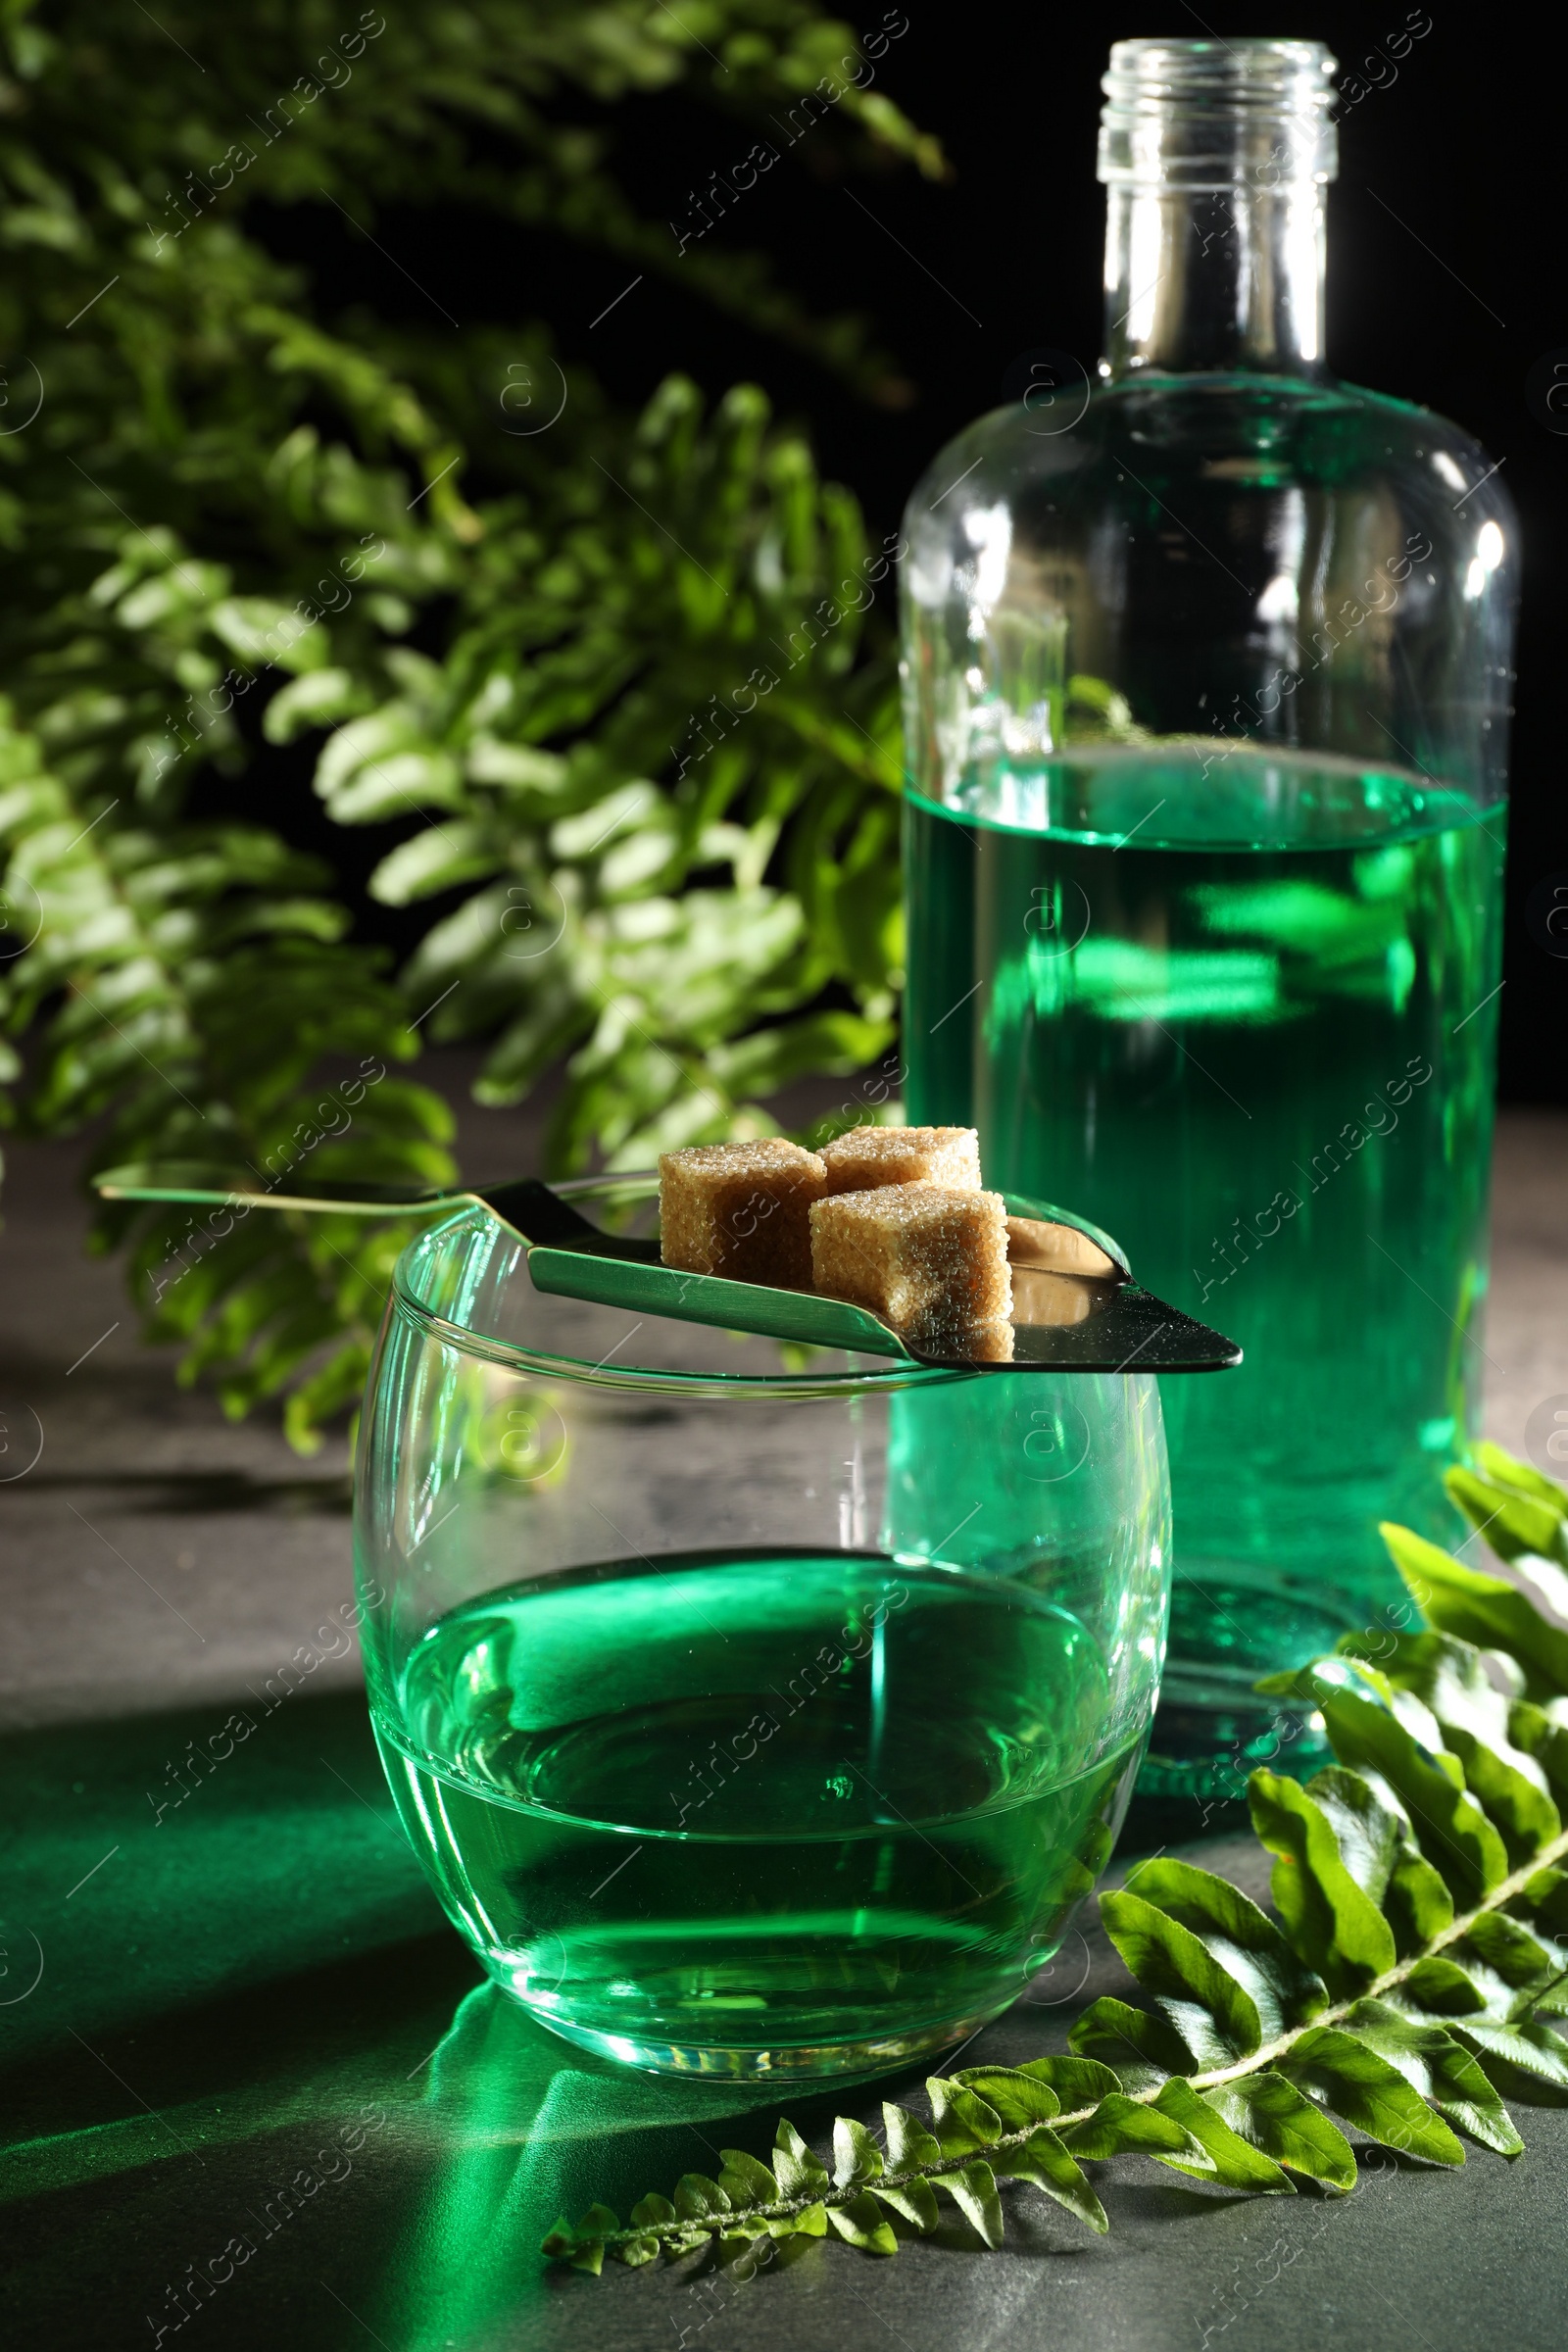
389, 1174, 966, 1398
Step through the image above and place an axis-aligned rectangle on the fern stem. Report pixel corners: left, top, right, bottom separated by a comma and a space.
587, 1820, 1568, 2256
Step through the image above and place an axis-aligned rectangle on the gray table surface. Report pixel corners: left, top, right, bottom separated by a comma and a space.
3, 1085, 1566, 2350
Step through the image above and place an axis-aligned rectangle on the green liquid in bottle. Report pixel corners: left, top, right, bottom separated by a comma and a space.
372, 1549, 1143, 2076
905, 747, 1503, 1736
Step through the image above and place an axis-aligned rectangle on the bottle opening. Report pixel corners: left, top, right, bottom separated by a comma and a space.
1099, 36, 1338, 189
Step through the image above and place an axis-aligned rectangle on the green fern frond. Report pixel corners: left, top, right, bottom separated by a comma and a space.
546, 1458, 1568, 2270
303, 371, 904, 1170
0, 702, 453, 1448
0, 0, 933, 1431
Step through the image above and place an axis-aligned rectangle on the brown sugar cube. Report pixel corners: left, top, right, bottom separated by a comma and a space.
808, 1185, 1012, 1337
659, 1140, 827, 1288
820, 1124, 982, 1196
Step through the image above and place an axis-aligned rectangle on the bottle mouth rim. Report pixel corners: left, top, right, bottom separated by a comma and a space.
1103, 35, 1339, 98
1099, 36, 1339, 188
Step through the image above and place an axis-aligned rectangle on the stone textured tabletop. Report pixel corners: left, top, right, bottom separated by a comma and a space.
2, 1088, 1565, 2351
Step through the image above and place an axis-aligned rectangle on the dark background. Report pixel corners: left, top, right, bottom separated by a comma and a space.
254, 7, 1567, 1104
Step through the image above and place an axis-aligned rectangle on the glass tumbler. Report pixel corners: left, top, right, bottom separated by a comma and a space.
355, 1178, 1171, 2079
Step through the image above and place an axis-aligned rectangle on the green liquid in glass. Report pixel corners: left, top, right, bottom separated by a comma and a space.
372, 1549, 1141, 2074
905, 747, 1503, 1723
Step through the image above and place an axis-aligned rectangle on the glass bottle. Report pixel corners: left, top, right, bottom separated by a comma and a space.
900, 37, 1516, 1792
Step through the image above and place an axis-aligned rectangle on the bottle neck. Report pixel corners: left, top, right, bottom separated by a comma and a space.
1102, 180, 1327, 380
